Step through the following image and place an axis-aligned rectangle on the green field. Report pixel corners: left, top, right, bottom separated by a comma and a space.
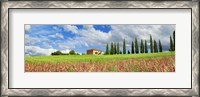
25, 52, 175, 64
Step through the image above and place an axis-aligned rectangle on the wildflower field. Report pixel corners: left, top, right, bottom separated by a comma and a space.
25, 52, 175, 72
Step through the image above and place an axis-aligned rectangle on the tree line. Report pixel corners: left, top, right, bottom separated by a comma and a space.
105, 30, 175, 55
51, 50, 80, 55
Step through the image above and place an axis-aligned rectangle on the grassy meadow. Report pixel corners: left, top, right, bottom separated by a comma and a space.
25, 52, 175, 72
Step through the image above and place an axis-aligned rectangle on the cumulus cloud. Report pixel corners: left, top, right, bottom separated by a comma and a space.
49, 33, 64, 39
60, 49, 70, 53
25, 34, 40, 45
63, 25, 78, 34
40, 42, 53, 49
25, 46, 57, 56
25, 25, 31, 32
25, 34, 50, 46
64, 25, 111, 47
51, 39, 75, 50
25, 45, 71, 56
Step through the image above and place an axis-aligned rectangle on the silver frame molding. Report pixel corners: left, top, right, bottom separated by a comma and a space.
1, 1, 199, 96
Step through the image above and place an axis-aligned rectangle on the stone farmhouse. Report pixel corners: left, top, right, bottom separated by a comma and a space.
86, 48, 104, 55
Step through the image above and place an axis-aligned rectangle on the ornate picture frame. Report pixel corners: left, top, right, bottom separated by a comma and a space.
1, 1, 199, 96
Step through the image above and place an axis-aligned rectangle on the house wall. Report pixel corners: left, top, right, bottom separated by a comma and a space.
87, 50, 93, 55
93, 50, 101, 55
87, 49, 103, 55
87, 50, 102, 55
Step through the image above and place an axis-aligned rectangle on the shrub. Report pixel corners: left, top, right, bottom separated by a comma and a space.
69, 50, 76, 55
51, 51, 63, 55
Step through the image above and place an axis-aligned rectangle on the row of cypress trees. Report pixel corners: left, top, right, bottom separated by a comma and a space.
105, 35, 163, 55
149, 35, 163, 53
105, 42, 121, 54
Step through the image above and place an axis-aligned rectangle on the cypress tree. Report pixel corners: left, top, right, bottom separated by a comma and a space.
123, 38, 126, 54
170, 36, 173, 51
117, 42, 120, 54
150, 35, 153, 53
173, 30, 175, 51
113, 42, 115, 54
120, 50, 122, 54
154, 40, 158, 53
105, 43, 109, 55
135, 38, 139, 54
115, 43, 117, 54
131, 41, 134, 54
140, 39, 144, 53
143, 42, 145, 53
110, 42, 113, 55
159, 40, 162, 52
145, 40, 148, 53
114, 42, 116, 54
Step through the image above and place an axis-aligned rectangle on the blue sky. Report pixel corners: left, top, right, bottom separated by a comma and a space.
25, 24, 175, 56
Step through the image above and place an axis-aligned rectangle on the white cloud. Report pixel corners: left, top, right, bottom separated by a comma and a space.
25, 45, 71, 56
49, 33, 64, 39
63, 25, 78, 34
60, 49, 70, 53
53, 40, 75, 50
25, 34, 51, 46
58, 44, 73, 49
65, 25, 111, 48
25, 46, 57, 56
25, 34, 40, 45
83, 25, 93, 30
52, 26, 62, 32
84, 42, 89, 47
25, 25, 31, 32
40, 42, 53, 49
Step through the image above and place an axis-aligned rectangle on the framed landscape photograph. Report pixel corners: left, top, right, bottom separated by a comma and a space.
1, 0, 199, 96
25, 24, 175, 72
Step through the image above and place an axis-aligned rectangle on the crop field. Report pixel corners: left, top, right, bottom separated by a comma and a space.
25, 52, 175, 72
